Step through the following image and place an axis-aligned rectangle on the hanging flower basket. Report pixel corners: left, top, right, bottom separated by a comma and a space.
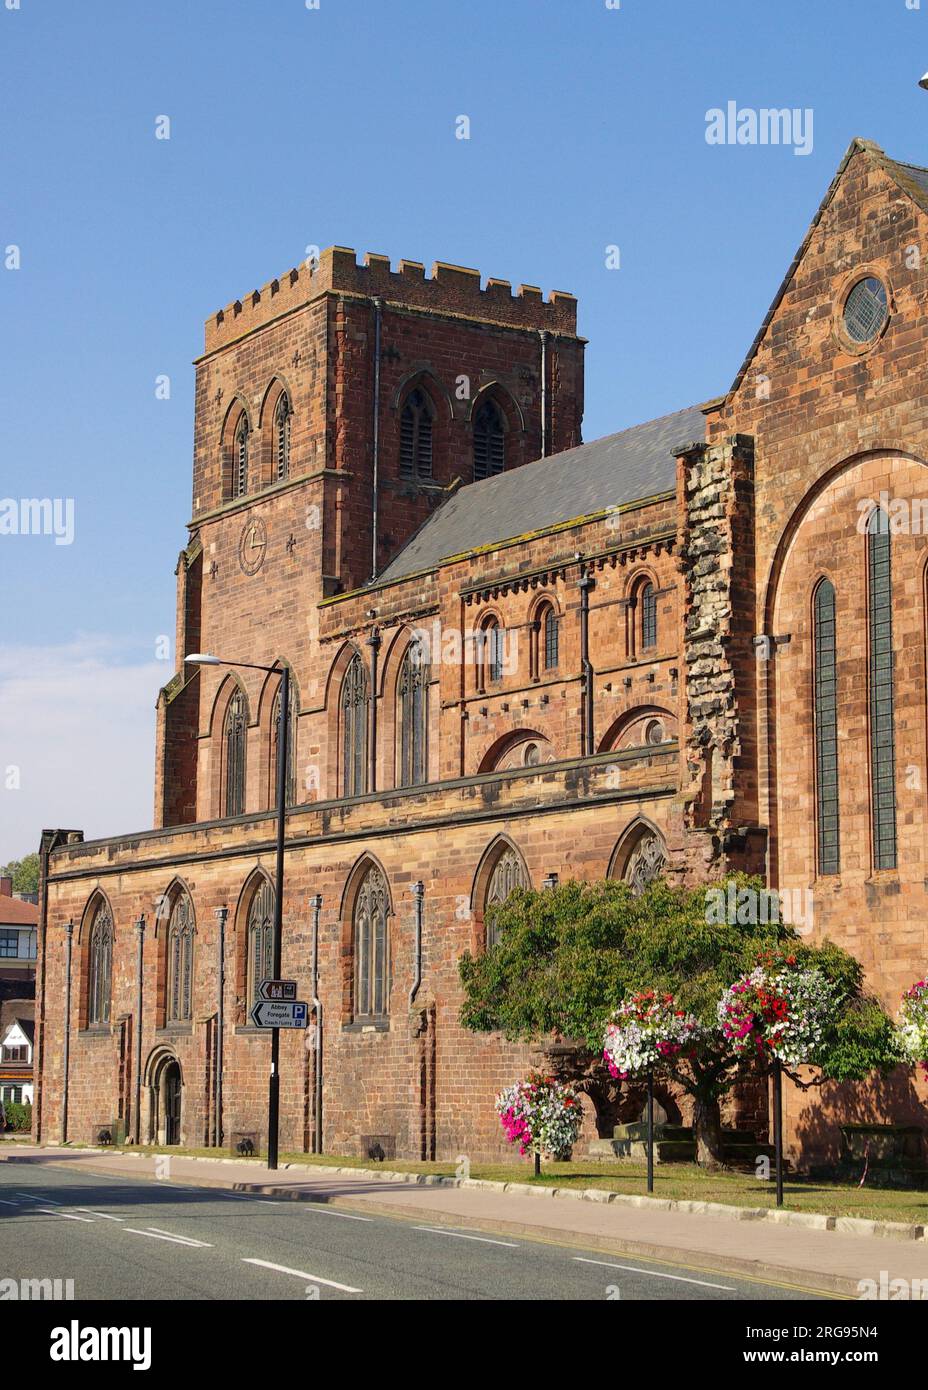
897, 980, 928, 1078
603, 990, 702, 1081
495, 1072, 583, 1161
717, 956, 838, 1069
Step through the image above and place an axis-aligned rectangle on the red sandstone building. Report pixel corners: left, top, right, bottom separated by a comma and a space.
34, 139, 928, 1162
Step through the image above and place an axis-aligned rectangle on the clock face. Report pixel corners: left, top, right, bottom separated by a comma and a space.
238, 515, 268, 575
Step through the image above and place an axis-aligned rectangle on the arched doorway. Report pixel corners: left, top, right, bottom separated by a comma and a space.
145, 1049, 183, 1146
162, 1061, 181, 1146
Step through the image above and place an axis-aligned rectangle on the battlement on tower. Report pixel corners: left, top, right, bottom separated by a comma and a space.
203, 246, 579, 353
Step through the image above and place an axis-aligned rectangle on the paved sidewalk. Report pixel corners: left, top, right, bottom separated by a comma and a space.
5, 1145, 927, 1296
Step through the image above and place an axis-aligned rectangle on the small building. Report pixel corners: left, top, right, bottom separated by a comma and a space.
0, 1002, 35, 1108
0, 877, 37, 994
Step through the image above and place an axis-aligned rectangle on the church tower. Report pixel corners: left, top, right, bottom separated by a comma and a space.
154, 247, 585, 828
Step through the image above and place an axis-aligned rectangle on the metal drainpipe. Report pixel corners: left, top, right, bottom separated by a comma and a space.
539, 330, 548, 458
214, 906, 228, 1148
579, 570, 595, 757
370, 297, 383, 581
309, 893, 323, 1154
367, 626, 381, 794
409, 881, 425, 1005
61, 920, 74, 1143
133, 913, 145, 1145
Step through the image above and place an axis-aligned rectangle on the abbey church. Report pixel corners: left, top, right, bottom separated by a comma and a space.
34, 138, 928, 1162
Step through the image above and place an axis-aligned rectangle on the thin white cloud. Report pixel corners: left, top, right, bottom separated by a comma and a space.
0, 637, 166, 860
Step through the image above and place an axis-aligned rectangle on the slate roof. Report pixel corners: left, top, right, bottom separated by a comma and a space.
378, 403, 706, 583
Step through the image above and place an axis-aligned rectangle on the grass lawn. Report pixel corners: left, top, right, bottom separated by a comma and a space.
66, 1142, 928, 1222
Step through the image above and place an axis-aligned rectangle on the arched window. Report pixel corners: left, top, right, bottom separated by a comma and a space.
398, 642, 429, 787
341, 653, 369, 797
473, 398, 506, 480
484, 846, 529, 949
270, 679, 297, 808
478, 616, 505, 688
246, 879, 275, 1008
274, 392, 291, 482
400, 388, 433, 480
353, 864, 390, 1019
234, 414, 249, 498
640, 582, 657, 650
610, 825, 667, 895
543, 604, 559, 669
813, 579, 840, 876
223, 690, 247, 817
868, 509, 897, 870
166, 894, 194, 1024
87, 901, 113, 1025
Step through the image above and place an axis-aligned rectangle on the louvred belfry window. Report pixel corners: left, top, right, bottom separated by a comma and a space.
867, 509, 897, 870
400, 388, 433, 479
235, 415, 249, 498
341, 653, 369, 797
271, 680, 297, 808
813, 579, 840, 876
473, 399, 505, 480
640, 583, 657, 650
274, 393, 291, 482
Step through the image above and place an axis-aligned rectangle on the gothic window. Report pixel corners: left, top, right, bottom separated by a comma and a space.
399, 643, 429, 787
353, 865, 390, 1019
87, 901, 113, 1025
484, 846, 529, 949
223, 691, 247, 817
274, 392, 291, 482
543, 605, 559, 669
868, 509, 897, 870
400, 388, 434, 480
166, 894, 194, 1024
341, 653, 369, 797
813, 579, 840, 876
246, 880, 275, 1008
478, 617, 504, 688
640, 583, 657, 650
270, 679, 297, 808
473, 399, 506, 480
620, 829, 667, 896
234, 414, 249, 498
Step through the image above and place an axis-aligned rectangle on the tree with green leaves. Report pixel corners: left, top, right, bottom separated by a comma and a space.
1, 853, 39, 896
459, 876, 900, 1166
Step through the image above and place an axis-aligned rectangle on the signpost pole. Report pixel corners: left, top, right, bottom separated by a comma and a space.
267, 665, 289, 1172
646, 1068, 655, 1195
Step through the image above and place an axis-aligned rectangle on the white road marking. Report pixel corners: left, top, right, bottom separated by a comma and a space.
38, 1209, 94, 1222
304, 1205, 372, 1221
242, 1258, 362, 1293
0, 1198, 23, 1206
124, 1226, 212, 1248
75, 1209, 125, 1221
572, 1256, 735, 1291
413, 1225, 519, 1248
16, 1192, 58, 1203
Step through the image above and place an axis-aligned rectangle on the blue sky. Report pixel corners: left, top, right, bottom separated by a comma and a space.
2, 0, 927, 857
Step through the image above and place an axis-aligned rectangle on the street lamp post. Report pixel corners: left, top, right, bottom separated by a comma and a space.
187, 653, 290, 1171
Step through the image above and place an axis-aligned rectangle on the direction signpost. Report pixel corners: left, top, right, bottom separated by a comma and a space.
257, 978, 297, 1002
250, 999, 309, 1030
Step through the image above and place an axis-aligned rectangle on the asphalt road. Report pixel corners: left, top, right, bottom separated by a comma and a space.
0, 1160, 828, 1301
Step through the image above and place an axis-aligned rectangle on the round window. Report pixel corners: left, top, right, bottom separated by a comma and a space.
842, 277, 888, 345
523, 742, 540, 767
645, 719, 665, 746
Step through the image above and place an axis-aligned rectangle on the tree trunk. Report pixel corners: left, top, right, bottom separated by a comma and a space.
693, 1093, 726, 1168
